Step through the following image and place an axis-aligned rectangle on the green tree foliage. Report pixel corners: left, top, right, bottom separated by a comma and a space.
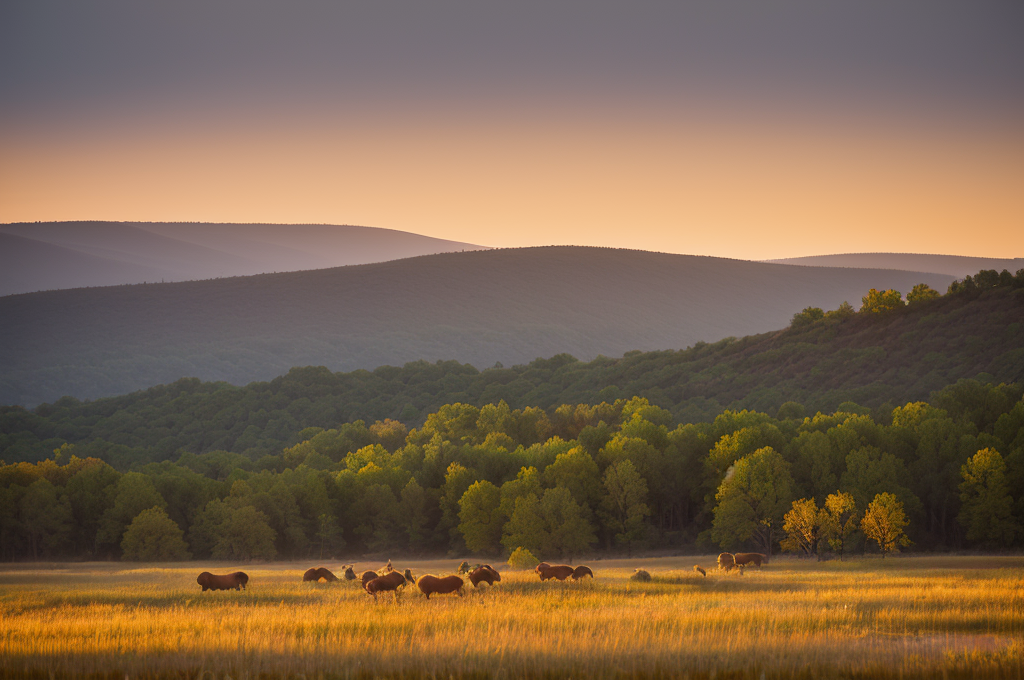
501, 487, 595, 560
860, 288, 904, 314
820, 491, 858, 560
96, 472, 167, 554
791, 307, 824, 328
599, 460, 650, 554
780, 498, 823, 557
506, 546, 539, 570
861, 492, 911, 556
907, 283, 940, 304
711, 447, 794, 555
458, 480, 503, 555
120, 507, 191, 561
19, 478, 73, 560
958, 448, 1017, 548
211, 505, 278, 561
2, 349, 1024, 562
824, 301, 856, 321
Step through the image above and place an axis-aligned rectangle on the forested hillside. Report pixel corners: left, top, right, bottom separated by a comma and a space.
1, 272, 1022, 562
2, 275, 1020, 466
0, 246, 954, 405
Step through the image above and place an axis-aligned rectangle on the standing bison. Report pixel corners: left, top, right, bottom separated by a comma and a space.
197, 571, 249, 591
535, 562, 575, 581
469, 565, 502, 588
416, 574, 465, 599
364, 570, 413, 599
733, 553, 767, 567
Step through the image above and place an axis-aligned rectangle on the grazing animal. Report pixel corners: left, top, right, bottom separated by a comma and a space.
631, 569, 652, 582
693, 565, 707, 577
197, 571, 248, 591
733, 553, 767, 567
570, 565, 594, 580
718, 552, 737, 572
302, 567, 338, 582
360, 570, 379, 589
457, 561, 471, 574
469, 564, 502, 587
535, 562, 575, 581
416, 574, 465, 599
364, 570, 411, 599
343, 565, 357, 581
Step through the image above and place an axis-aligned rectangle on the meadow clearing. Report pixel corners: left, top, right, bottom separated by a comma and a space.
0, 555, 1022, 679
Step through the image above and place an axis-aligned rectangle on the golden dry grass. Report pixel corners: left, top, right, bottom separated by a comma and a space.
0, 555, 1022, 679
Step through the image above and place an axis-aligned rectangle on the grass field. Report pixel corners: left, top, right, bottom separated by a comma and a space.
1, 555, 1022, 679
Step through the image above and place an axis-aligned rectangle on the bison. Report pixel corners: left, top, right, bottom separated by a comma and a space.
197, 571, 248, 591
717, 552, 737, 572
570, 565, 594, 580
303, 567, 338, 582
536, 562, 575, 581
365, 570, 412, 599
733, 553, 767, 567
343, 565, 357, 581
416, 574, 465, 599
469, 564, 502, 587
360, 570, 380, 589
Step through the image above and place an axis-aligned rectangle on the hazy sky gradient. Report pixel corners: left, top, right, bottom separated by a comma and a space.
2, 1, 1021, 259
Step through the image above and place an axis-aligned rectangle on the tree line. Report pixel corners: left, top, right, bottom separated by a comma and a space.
2, 377, 1022, 562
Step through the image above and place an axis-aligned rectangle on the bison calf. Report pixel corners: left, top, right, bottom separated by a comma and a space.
570, 565, 594, 580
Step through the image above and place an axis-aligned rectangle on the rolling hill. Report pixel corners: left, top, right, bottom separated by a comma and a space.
0, 221, 487, 296
766, 253, 1023, 278
0, 247, 957, 406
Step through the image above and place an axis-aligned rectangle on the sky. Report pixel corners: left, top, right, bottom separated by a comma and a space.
1, 1, 1022, 260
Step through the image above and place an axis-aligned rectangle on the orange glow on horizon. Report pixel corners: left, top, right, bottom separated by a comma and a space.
1, 104, 1021, 260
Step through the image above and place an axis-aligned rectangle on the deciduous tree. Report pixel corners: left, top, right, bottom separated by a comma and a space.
958, 448, 1017, 548
861, 492, 910, 557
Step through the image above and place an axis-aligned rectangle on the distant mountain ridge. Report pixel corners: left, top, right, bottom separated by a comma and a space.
0, 221, 488, 296
766, 253, 1023, 279
0, 246, 955, 406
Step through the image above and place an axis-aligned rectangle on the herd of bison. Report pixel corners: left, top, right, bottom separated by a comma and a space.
195, 552, 766, 600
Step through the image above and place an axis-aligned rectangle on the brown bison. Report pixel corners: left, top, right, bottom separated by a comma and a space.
717, 553, 737, 572
416, 574, 465, 599
343, 565, 357, 581
303, 567, 338, 582
365, 570, 413, 599
469, 564, 502, 587
197, 571, 248, 591
360, 570, 379, 589
570, 565, 594, 580
536, 562, 575, 581
734, 553, 767, 567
